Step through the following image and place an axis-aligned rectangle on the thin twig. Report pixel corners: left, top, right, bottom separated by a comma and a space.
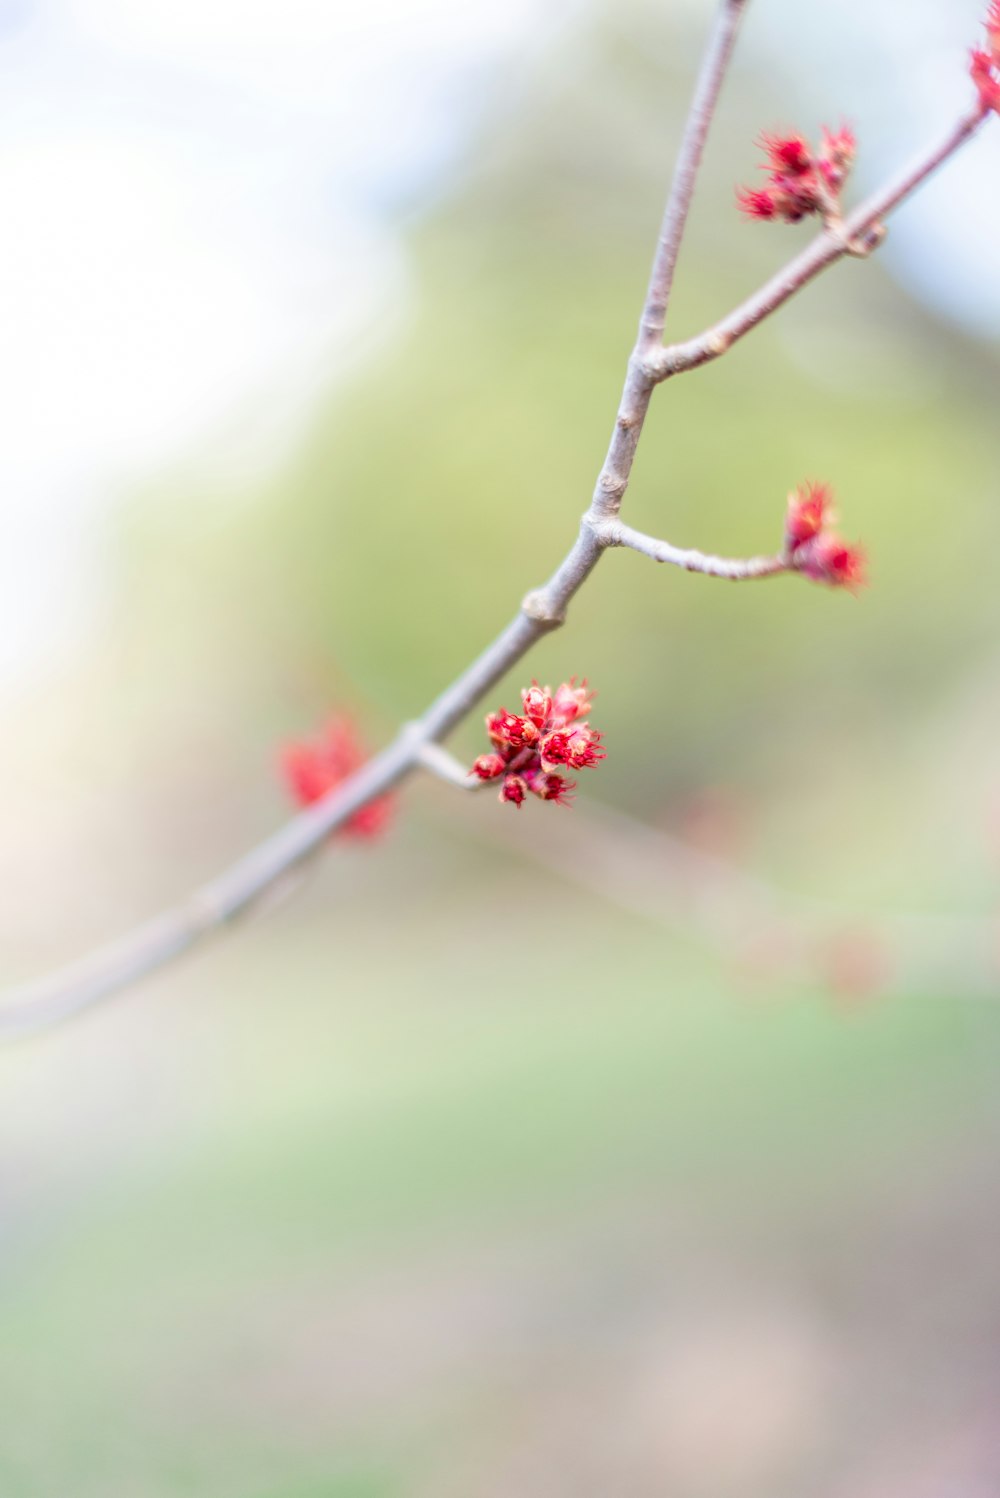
414, 737, 485, 790
0, 0, 748, 1039
639, 0, 750, 352
593, 517, 787, 581
1, 26, 989, 1038
649, 104, 988, 382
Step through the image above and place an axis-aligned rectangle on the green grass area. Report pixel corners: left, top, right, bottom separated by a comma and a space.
4, 862, 999, 1495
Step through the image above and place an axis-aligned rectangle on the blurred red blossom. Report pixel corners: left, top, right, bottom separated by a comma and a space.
783, 481, 866, 593
971, 3, 1000, 112
989, 0, 1000, 49
472, 678, 605, 808
784, 480, 831, 550
738, 125, 855, 225
282, 715, 394, 839
759, 130, 813, 175
795, 533, 867, 593
817, 927, 890, 1008
971, 49, 1000, 113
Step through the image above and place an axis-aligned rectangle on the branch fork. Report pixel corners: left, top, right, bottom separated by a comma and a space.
3, 5, 992, 1034
589, 515, 787, 582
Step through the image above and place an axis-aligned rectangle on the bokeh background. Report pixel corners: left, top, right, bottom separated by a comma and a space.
3, 1, 1000, 1493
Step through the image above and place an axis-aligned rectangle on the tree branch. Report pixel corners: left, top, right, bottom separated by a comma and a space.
1, 0, 749, 1039
2, 27, 990, 1039
649, 103, 988, 382
413, 736, 485, 790
639, 0, 750, 352
592, 517, 787, 580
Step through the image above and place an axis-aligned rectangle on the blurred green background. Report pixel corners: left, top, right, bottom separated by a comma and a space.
3, 2, 1000, 1494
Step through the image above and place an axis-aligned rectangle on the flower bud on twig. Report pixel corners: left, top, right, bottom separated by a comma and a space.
282, 716, 394, 839
472, 680, 606, 809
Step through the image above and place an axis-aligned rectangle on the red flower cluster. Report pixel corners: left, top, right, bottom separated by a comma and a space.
282, 715, 393, 839
471, 679, 606, 808
783, 482, 866, 593
737, 126, 856, 225
971, 2, 1000, 114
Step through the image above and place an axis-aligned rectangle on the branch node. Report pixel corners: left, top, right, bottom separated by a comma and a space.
10, 24, 983, 1036
588, 516, 622, 549
627, 351, 657, 389
521, 589, 565, 627
848, 221, 887, 258
598, 469, 627, 501
825, 213, 887, 259
643, 349, 676, 383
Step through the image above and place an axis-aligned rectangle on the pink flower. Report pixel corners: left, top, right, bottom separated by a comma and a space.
988, 0, 1000, 57
972, 47, 1000, 114
781, 481, 866, 592
758, 131, 813, 175
785, 481, 832, 551
550, 678, 594, 726
820, 125, 856, 167
500, 774, 528, 808
281, 716, 394, 839
737, 186, 779, 221
523, 769, 576, 805
738, 123, 855, 225
473, 679, 605, 808
794, 532, 867, 593
772, 169, 823, 221
485, 710, 539, 750
540, 724, 606, 771
818, 125, 856, 190
521, 683, 552, 727
778, 482, 868, 593
472, 752, 506, 781
971, 6, 1000, 109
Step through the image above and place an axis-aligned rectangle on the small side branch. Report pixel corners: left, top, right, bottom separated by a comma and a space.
594, 518, 787, 581
649, 104, 988, 381
413, 737, 484, 791
3, 19, 986, 1038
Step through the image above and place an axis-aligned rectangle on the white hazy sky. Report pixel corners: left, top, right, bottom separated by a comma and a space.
0, 0, 577, 691
0, 0, 996, 694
